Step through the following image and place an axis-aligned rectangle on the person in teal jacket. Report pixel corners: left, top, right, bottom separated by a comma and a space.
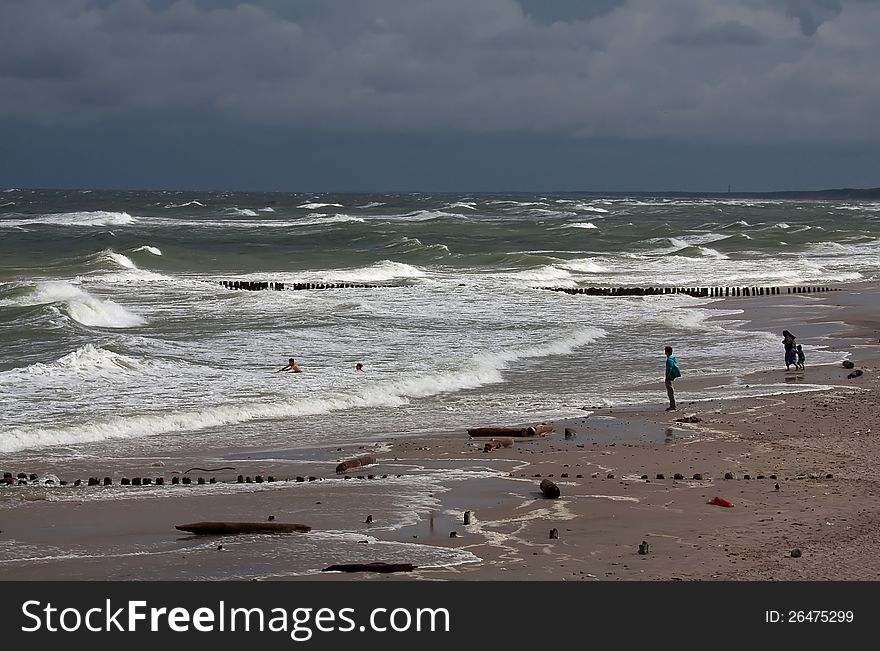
664, 346, 681, 411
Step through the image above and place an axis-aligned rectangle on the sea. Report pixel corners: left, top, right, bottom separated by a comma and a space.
3, 190, 880, 578
2, 190, 878, 460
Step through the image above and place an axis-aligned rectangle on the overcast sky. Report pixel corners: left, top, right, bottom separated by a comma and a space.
1, 0, 878, 192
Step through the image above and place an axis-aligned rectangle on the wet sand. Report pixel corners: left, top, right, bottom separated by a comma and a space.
1, 285, 878, 580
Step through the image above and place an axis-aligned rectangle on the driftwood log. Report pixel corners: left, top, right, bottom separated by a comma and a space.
175, 521, 311, 535
335, 455, 377, 474
322, 562, 415, 574
483, 438, 514, 452
468, 423, 554, 438
540, 479, 561, 499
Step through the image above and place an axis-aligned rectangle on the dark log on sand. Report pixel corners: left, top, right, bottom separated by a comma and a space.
335, 455, 377, 474
540, 479, 561, 499
468, 423, 554, 438
322, 562, 415, 574
483, 438, 514, 452
175, 521, 311, 535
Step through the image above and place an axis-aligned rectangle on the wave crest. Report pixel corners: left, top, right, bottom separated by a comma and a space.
0, 327, 605, 452
3, 281, 146, 328
132, 246, 162, 256
0, 211, 135, 227
333, 261, 425, 283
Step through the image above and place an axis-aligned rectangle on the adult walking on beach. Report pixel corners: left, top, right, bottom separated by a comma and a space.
782, 330, 797, 371
664, 346, 681, 411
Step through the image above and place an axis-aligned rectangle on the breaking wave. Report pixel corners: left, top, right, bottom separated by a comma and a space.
0, 211, 136, 227
508, 265, 572, 282
0, 327, 605, 453
132, 246, 162, 256
332, 261, 425, 283
561, 258, 608, 273
164, 200, 205, 208
2, 281, 146, 328
298, 202, 344, 210
227, 208, 258, 217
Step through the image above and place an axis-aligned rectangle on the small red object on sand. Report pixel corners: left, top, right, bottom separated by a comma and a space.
708, 496, 734, 507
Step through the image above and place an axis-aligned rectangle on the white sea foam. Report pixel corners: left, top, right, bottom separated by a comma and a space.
132, 246, 162, 256
383, 237, 450, 254
0, 211, 136, 227
227, 208, 258, 217
298, 214, 365, 227
776, 222, 791, 229
257, 207, 275, 212
2, 281, 146, 328
694, 246, 728, 259
0, 344, 140, 384
508, 265, 571, 282
565, 222, 599, 229
557, 201, 610, 214
298, 202, 344, 209
103, 251, 136, 269
333, 260, 425, 283
164, 200, 205, 208
397, 210, 467, 221
357, 201, 386, 209
0, 327, 605, 453
444, 202, 476, 210
561, 258, 608, 273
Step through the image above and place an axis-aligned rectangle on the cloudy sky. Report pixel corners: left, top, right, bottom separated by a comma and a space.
1, 0, 878, 191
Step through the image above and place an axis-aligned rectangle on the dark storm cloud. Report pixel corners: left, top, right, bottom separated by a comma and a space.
1, 0, 878, 144
665, 20, 766, 48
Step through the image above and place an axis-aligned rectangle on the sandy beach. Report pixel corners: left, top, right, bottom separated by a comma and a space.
1, 284, 878, 581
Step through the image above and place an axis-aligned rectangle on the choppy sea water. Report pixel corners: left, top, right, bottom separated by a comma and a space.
2, 190, 878, 458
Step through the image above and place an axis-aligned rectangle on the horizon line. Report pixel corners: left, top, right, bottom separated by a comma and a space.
4, 185, 880, 196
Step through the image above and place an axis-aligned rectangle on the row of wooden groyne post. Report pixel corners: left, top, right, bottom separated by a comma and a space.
539, 286, 840, 297
219, 280, 385, 291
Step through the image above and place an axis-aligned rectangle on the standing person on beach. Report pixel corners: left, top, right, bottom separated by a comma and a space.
782, 330, 797, 370
664, 346, 681, 411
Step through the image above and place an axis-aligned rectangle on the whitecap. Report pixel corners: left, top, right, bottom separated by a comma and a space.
507, 265, 571, 282
132, 246, 162, 256
298, 202, 344, 209
1, 281, 146, 328
164, 200, 205, 208
561, 258, 608, 273
0, 327, 605, 453
103, 251, 136, 269
227, 208, 259, 217
332, 260, 425, 283
298, 214, 365, 227
0, 211, 136, 227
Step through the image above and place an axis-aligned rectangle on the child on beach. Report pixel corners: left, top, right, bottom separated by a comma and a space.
796, 344, 805, 370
